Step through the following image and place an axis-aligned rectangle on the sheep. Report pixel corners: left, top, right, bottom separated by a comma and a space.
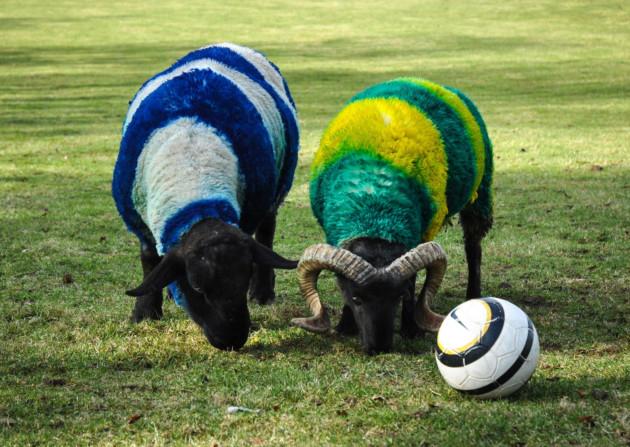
291, 78, 493, 354
112, 43, 299, 350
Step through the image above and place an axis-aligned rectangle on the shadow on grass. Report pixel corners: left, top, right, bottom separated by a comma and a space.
0, 33, 538, 69
3, 333, 625, 409
2, 36, 627, 139
244, 327, 437, 358
516, 375, 626, 403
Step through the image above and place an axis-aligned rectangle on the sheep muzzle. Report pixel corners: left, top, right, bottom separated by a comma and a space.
292, 241, 448, 334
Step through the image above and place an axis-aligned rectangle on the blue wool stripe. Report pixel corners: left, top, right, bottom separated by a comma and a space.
131, 117, 243, 255
274, 123, 299, 206
281, 77, 296, 108
124, 57, 286, 175
158, 179, 240, 312
122, 44, 299, 207
160, 198, 239, 253
113, 70, 277, 238
168, 283, 188, 308
213, 44, 296, 114
207, 44, 299, 203
125, 45, 296, 133
193, 45, 298, 150
172, 44, 297, 125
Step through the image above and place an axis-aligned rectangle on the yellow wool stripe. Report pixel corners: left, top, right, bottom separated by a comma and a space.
401, 78, 486, 196
314, 98, 448, 240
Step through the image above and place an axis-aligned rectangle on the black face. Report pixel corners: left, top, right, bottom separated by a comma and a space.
337, 238, 412, 355
126, 220, 297, 351
179, 237, 254, 350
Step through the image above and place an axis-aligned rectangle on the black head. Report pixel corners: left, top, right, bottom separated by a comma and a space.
337, 238, 413, 355
126, 219, 297, 351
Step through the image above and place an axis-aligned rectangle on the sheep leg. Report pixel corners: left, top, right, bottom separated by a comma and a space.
460, 205, 492, 299
131, 242, 164, 322
460, 133, 494, 299
463, 235, 482, 299
401, 280, 422, 338
336, 305, 359, 335
249, 211, 277, 305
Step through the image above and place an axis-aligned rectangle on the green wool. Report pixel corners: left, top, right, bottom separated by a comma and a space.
350, 79, 479, 216
445, 86, 494, 220
310, 152, 437, 249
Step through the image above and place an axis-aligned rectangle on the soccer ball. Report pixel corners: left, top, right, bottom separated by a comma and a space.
435, 297, 539, 399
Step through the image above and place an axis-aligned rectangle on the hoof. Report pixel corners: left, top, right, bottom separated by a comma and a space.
400, 325, 424, 340
335, 322, 359, 337
248, 289, 276, 305
131, 306, 163, 323
291, 315, 332, 334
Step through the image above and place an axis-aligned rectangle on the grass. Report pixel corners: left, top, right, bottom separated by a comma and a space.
1, 0, 629, 445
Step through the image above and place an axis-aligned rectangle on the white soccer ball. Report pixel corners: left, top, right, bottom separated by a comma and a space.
435, 297, 539, 399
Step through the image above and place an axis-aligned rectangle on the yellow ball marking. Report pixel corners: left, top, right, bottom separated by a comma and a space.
437, 300, 492, 355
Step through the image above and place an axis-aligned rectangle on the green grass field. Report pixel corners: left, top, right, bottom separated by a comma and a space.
1, 0, 629, 445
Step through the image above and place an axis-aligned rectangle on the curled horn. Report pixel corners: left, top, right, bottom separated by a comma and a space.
385, 241, 447, 332
291, 244, 378, 333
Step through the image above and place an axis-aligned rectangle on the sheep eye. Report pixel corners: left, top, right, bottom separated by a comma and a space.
351, 296, 363, 306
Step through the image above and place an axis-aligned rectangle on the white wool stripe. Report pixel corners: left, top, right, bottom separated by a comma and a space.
123, 58, 286, 173
216, 43, 297, 117
132, 118, 244, 254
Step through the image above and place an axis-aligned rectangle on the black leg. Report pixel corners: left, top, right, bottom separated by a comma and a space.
464, 237, 482, 299
401, 280, 422, 338
336, 305, 359, 336
249, 211, 277, 305
460, 206, 492, 299
131, 242, 164, 322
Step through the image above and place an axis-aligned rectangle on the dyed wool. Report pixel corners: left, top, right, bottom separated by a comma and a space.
311, 78, 492, 249
113, 43, 299, 254
112, 43, 299, 304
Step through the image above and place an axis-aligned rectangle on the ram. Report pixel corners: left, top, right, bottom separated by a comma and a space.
112, 43, 299, 350
292, 78, 493, 354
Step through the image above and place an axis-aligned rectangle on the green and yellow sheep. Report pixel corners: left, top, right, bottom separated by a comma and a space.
293, 78, 494, 353
311, 77, 493, 249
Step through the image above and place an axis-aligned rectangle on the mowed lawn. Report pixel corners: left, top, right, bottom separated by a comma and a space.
1, 0, 628, 445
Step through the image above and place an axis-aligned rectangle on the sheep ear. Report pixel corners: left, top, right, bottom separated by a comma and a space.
185, 254, 215, 293
249, 239, 298, 269
126, 251, 184, 296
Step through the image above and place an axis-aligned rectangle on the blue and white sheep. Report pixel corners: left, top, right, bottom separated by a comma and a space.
112, 43, 299, 350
